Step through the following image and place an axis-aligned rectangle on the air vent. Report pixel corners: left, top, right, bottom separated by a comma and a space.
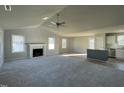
4, 5, 11, 11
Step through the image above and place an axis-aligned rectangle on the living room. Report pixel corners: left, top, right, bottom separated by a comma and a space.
1, 5, 124, 87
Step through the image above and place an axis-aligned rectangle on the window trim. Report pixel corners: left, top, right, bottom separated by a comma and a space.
11, 35, 25, 53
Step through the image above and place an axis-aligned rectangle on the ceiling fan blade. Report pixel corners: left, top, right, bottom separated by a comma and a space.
61, 21, 66, 25
50, 21, 56, 25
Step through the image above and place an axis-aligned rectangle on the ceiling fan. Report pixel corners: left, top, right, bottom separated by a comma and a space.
50, 13, 66, 28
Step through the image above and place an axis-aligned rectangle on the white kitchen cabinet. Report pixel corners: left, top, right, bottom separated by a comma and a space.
107, 36, 116, 44
116, 49, 124, 59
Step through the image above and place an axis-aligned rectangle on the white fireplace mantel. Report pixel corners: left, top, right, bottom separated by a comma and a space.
26, 43, 47, 58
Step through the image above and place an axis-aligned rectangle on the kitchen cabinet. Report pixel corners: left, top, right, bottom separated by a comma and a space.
116, 49, 124, 60
106, 35, 116, 48
107, 36, 116, 44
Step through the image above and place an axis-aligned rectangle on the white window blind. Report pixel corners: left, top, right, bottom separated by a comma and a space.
62, 38, 67, 48
48, 37, 55, 50
117, 35, 124, 45
12, 35, 25, 53
89, 37, 95, 49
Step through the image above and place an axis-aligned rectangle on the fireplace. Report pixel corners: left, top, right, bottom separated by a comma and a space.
26, 43, 46, 58
33, 48, 43, 57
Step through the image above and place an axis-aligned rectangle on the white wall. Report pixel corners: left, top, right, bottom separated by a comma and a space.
68, 34, 106, 53
4, 25, 107, 62
68, 33, 112, 54
0, 28, 4, 69
69, 36, 89, 53
95, 33, 106, 49
4, 26, 69, 62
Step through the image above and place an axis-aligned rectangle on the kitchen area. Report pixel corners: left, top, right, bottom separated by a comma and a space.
106, 32, 124, 60
87, 32, 124, 71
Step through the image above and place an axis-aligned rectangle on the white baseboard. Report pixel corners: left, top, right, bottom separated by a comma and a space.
5, 57, 27, 62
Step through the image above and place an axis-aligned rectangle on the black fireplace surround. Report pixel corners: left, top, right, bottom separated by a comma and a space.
33, 48, 43, 57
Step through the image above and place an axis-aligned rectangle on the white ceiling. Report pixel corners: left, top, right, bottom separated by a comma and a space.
0, 5, 66, 29
43, 5, 124, 36
1, 5, 124, 36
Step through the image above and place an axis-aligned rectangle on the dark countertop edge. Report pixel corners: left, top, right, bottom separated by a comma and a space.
87, 49, 108, 51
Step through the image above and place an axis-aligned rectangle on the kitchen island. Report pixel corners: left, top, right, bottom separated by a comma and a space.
87, 49, 108, 61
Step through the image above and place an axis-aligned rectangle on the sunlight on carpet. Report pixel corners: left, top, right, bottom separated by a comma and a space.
61, 53, 87, 57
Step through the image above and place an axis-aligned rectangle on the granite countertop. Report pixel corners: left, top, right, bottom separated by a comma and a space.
116, 48, 124, 50
88, 49, 108, 51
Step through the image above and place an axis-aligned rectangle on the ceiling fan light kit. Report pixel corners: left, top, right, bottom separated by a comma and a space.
4, 5, 11, 11
50, 13, 66, 28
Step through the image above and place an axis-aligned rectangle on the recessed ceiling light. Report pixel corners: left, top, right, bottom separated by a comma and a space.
4, 5, 11, 11
42, 17, 49, 20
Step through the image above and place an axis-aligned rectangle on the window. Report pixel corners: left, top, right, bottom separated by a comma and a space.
117, 35, 124, 45
62, 38, 67, 48
89, 37, 95, 49
48, 37, 55, 50
12, 35, 25, 53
